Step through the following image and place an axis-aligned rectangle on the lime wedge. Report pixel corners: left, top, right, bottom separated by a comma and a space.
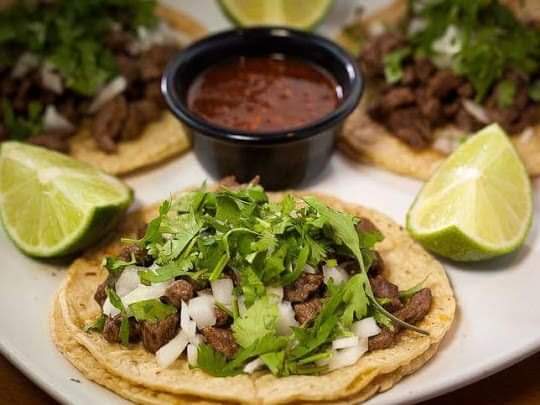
0, 142, 133, 258
407, 124, 533, 261
219, 0, 334, 30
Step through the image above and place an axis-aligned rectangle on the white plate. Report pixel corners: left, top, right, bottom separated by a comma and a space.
2, 1, 540, 404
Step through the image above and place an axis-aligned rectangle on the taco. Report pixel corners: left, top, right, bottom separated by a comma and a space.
338, 0, 540, 180
0, 1, 206, 175
52, 181, 455, 403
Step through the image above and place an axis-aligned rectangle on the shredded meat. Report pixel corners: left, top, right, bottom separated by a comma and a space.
201, 327, 238, 358
284, 273, 324, 303
293, 298, 322, 324
141, 314, 179, 353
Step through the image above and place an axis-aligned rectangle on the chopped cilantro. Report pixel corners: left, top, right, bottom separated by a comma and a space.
232, 296, 279, 348
496, 80, 517, 108
129, 299, 177, 322
383, 47, 412, 84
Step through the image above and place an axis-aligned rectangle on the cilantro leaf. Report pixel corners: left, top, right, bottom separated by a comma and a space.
129, 299, 177, 322
232, 296, 279, 348
496, 80, 516, 108
106, 287, 125, 313
196, 344, 236, 377
341, 274, 369, 328
383, 47, 411, 84
138, 258, 193, 284
84, 314, 106, 333
103, 256, 136, 276
119, 317, 130, 346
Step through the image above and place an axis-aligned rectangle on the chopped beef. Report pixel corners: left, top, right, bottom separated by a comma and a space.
94, 280, 109, 308
293, 298, 322, 324
92, 95, 128, 153
387, 107, 431, 148
115, 55, 140, 83
28, 133, 70, 153
360, 31, 407, 79
369, 251, 385, 276
119, 244, 152, 266
105, 29, 134, 53
414, 58, 436, 82
395, 288, 432, 324
369, 274, 403, 312
368, 328, 397, 351
144, 81, 166, 108
163, 280, 195, 308
141, 313, 179, 353
215, 306, 231, 327
139, 45, 178, 81
103, 315, 141, 344
380, 87, 416, 110
284, 273, 324, 303
426, 69, 462, 98
201, 326, 238, 358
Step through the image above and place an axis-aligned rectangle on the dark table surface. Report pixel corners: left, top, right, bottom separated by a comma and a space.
1, 351, 539, 404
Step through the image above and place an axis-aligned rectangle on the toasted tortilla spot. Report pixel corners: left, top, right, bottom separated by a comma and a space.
54, 190, 455, 404
338, 0, 540, 180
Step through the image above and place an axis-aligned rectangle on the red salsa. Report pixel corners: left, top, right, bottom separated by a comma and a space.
187, 55, 341, 132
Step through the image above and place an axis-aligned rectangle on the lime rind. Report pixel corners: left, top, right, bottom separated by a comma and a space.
407, 124, 533, 261
0, 142, 133, 258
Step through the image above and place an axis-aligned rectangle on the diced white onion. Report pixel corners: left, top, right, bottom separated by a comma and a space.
190, 334, 203, 347
122, 281, 171, 307
187, 343, 198, 366
102, 297, 121, 317
180, 301, 197, 339
237, 296, 247, 317
303, 264, 317, 274
367, 21, 385, 37
211, 278, 234, 306
156, 330, 189, 368
462, 99, 490, 124
88, 76, 127, 114
408, 18, 427, 36
276, 301, 298, 336
328, 338, 369, 371
42, 105, 74, 134
322, 265, 349, 285
41, 62, 63, 94
115, 266, 141, 297
197, 289, 213, 297
243, 358, 264, 374
432, 25, 462, 56
11, 52, 40, 78
267, 287, 284, 303
352, 317, 381, 338
332, 336, 359, 350
129, 22, 187, 54
187, 296, 216, 329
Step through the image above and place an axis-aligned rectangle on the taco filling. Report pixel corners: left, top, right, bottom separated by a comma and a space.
0, 0, 183, 154
87, 182, 432, 376
351, 0, 540, 153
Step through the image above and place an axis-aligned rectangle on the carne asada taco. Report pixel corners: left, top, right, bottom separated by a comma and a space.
0, 0, 206, 175
338, 0, 540, 180
53, 181, 455, 403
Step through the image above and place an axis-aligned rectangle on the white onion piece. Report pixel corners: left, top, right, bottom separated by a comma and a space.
243, 358, 264, 374
129, 22, 188, 54
41, 62, 63, 94
43, 105, 74, 134
303, 264, 317, 274
462, 99, 490, 124
322, 265, 349, 285
102, 297, 121, 317
332, 336, 359, 350
187, 343, 198, 366
197, 289, 213, 297
276, 301, 298, 336
211, 278, 234, 306
115, 266, 141, 297
267, 287, 284, 303
367, 21, 385, 37
237, 296, 247, 317
352, 317, 381, 338
432, 136, 454, 155
156, 330, 189, 368
88, 76, 127, 114
188, 296, 216, 329
432, 25, 462, 56
122, 281, 171, 307
180, 301, 197, 339
190, 334, 203, 347
11, 53, 40, 78
328, 338, 368, 371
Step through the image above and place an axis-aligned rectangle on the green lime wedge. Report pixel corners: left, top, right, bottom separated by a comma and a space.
219, 0, 334, 30
0, 142, 133, 258
407, 124, 533, 261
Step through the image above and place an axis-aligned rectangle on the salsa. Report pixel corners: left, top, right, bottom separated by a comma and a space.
187, 55, 342, 132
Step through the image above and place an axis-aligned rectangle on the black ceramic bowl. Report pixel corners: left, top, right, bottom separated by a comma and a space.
162, 27, 363, 190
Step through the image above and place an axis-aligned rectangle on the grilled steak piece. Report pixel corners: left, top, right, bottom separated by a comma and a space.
368, 328, 397, 351
395, 288, 432, 324
214, 306, 231, 327
141, 313, 179, 353
294, 298, 322, 325
370, 274, 403, 312
28, 133, 70, 153
201, 326, 238, 358
103, 315, 141, 344
163, 280, 195, 308
284, 273, 324, 303
92, 95, 128, 153
119, 244, 152, 266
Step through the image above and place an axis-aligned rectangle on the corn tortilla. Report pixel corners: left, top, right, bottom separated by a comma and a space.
338, 0, 540, 180
68, 6, 206, 175
54, 190, 455, 404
